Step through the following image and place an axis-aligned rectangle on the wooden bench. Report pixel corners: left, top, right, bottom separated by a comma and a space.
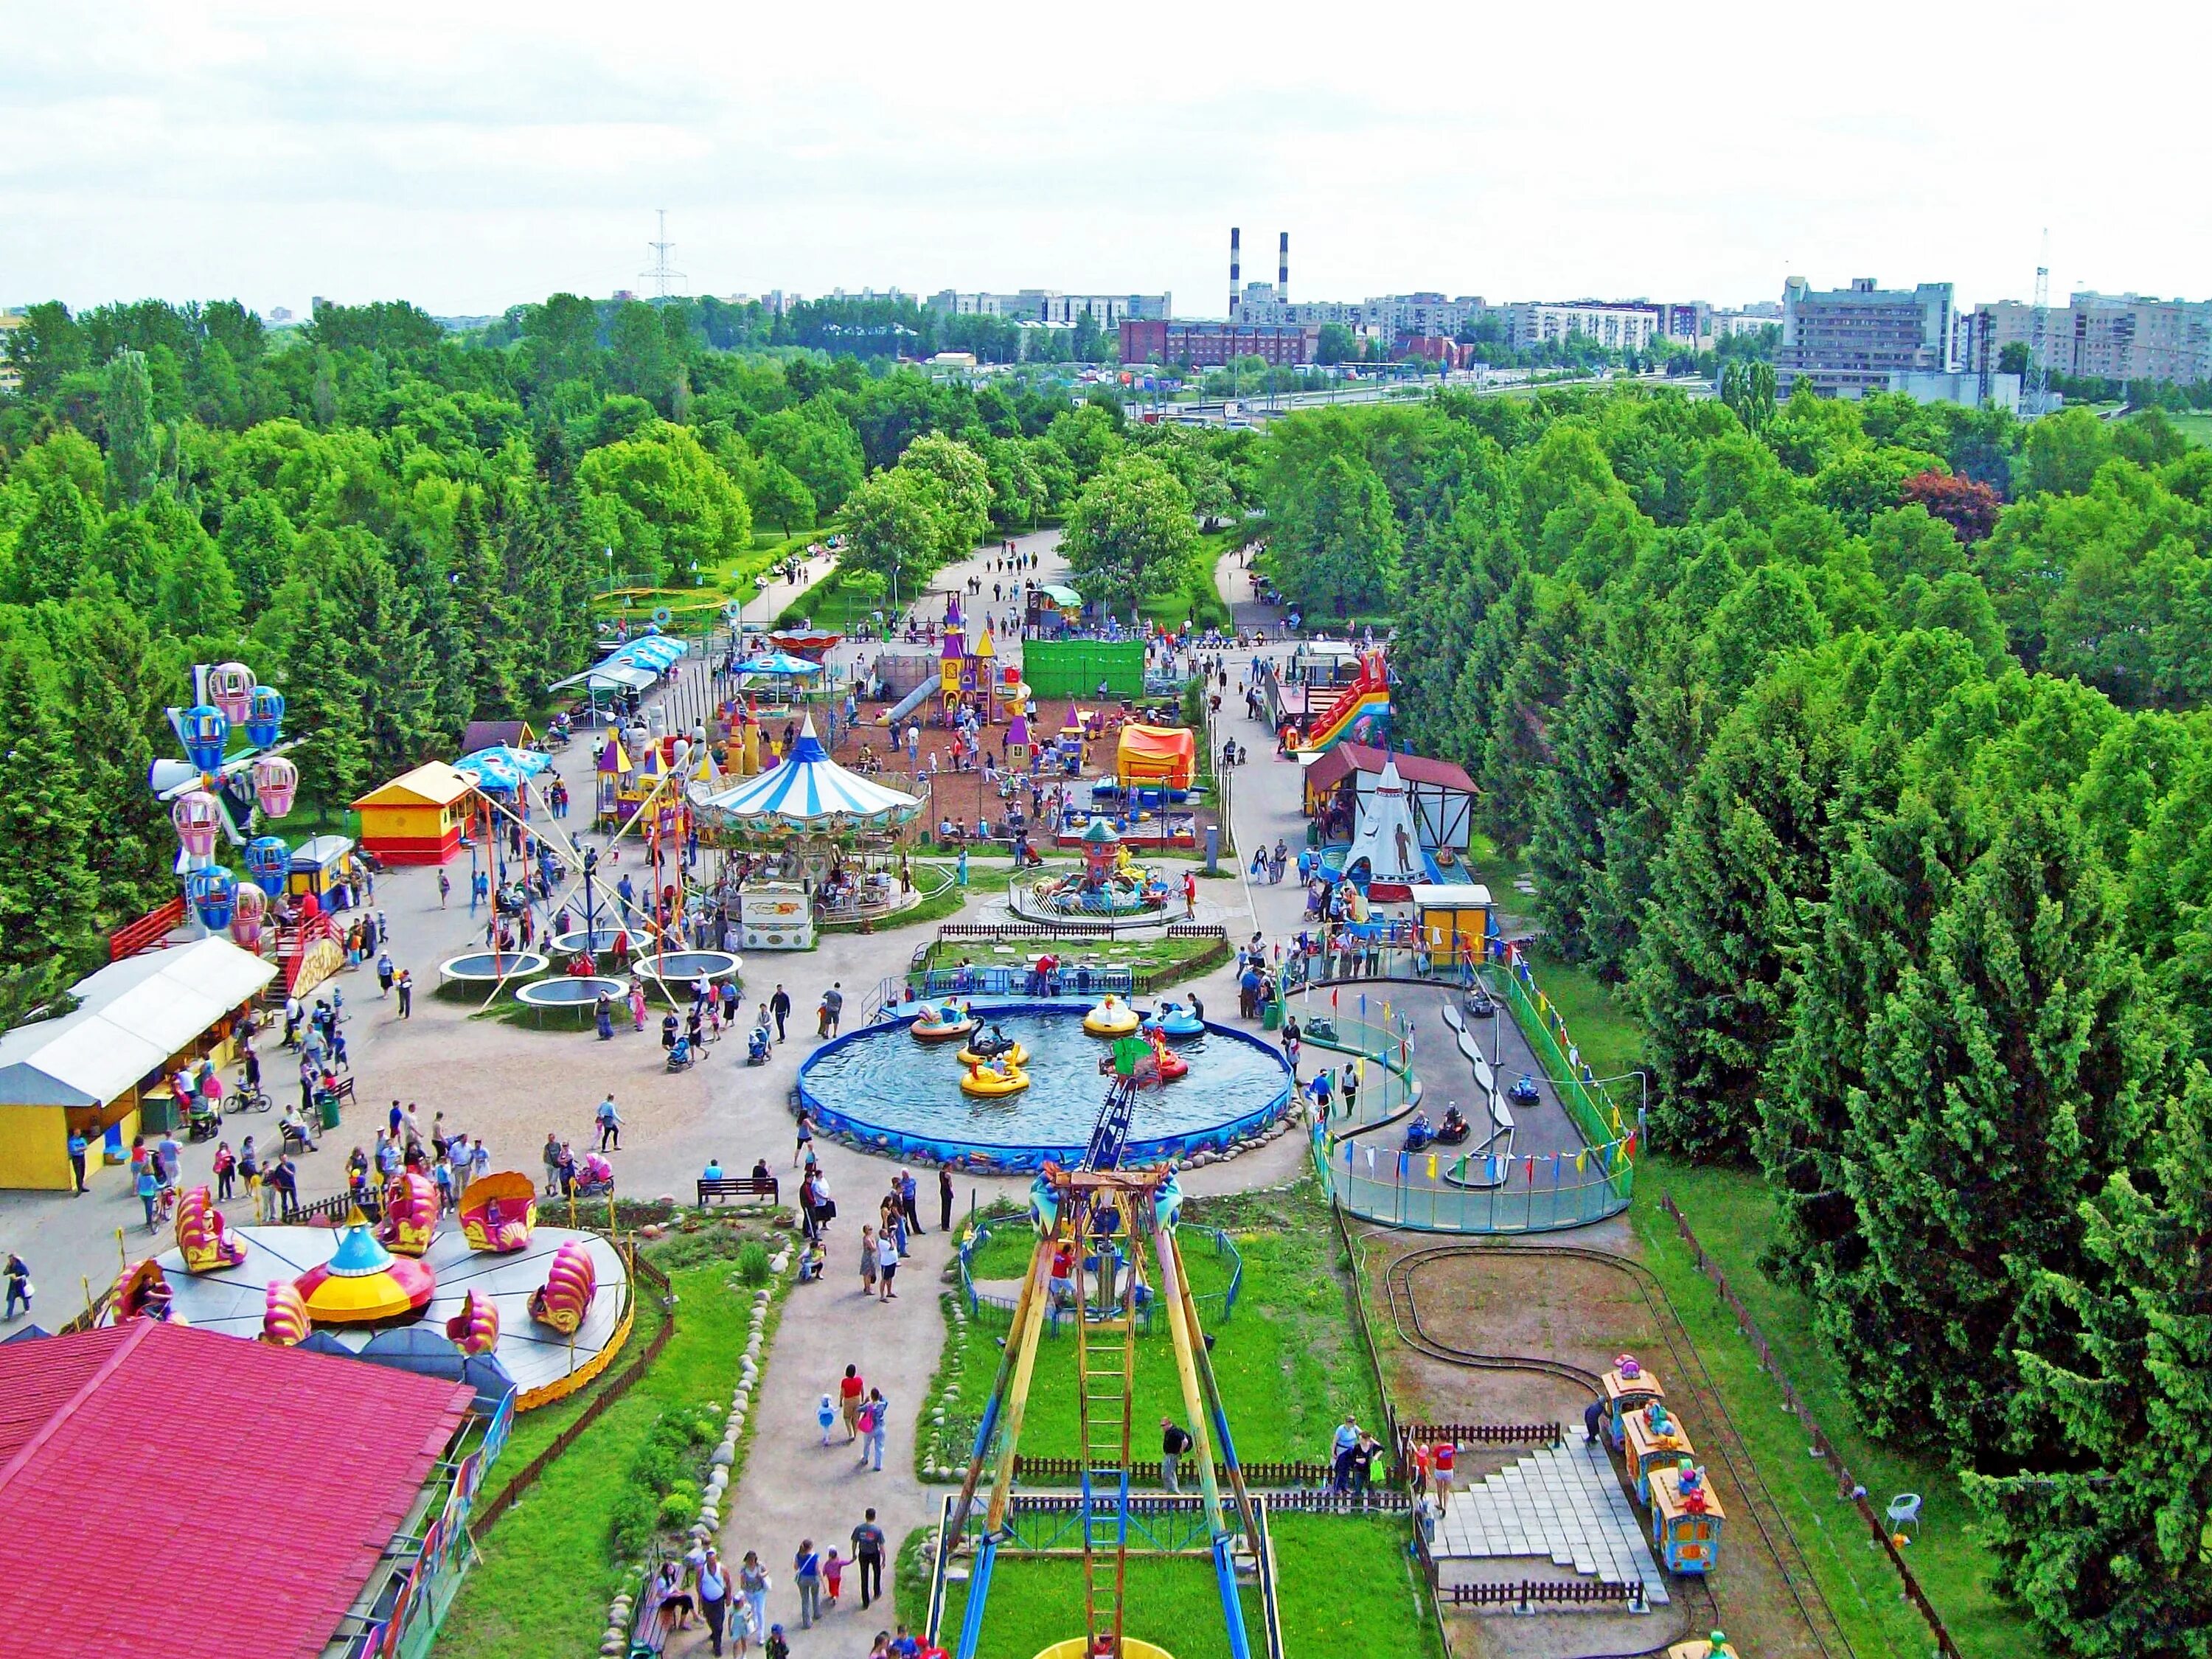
696, 1175, 780, 1206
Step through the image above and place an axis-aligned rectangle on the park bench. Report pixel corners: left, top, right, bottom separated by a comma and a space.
696, 1175, 780, 1206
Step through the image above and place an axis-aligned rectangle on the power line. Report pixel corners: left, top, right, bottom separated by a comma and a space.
641, 209, 686, 299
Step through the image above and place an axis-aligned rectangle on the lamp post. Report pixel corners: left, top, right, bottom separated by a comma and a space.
603, 546, 615, 597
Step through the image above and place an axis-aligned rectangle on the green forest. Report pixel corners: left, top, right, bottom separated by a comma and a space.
1256, 386, 2212, 1657
0, 295, 1251, 1019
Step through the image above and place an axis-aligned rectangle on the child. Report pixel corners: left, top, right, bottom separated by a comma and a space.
765, 1624, 790, 1659
823, 1548, 843, 1608
818, 1394, 837, 1446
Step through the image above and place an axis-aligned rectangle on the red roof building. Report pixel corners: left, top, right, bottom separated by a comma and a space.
0, 1320, 475, 1659
1301, 742, 1477, 851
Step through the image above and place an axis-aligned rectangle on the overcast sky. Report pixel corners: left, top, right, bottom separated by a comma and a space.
4, 0, 2204, 322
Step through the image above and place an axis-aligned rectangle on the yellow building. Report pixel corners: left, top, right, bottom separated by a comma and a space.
0, 937, 276, 1190
352, 762, 477, 865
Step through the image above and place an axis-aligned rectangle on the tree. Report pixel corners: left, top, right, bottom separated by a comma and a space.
0, 637, 100, 982
101, 348, 159, 507
1964, 1064, 2212, 1657
835, 467, 944, 609
896, 433, 994, 563
1719, 359, 1776, 435
1316, 324, 1357, 365
2017, 406, 2113, 498
1899, 467, 2002, 543
1270, 451, 1401, 619
577, 422, 751, 585
1631, 658, 1851, 1161
752, 403, 865, 516
745, 459, 815, 538
1056, 454, 1200, 616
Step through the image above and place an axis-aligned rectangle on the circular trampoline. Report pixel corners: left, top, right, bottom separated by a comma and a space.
549, 926, 627, 956
515, 975, 628, 1026
438, 950, 548, 987
632, 949, 743, 1004
799, 1004, 1293, 1172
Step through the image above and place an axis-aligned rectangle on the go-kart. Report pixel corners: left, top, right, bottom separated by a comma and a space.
1507, 1074, 1540, 1105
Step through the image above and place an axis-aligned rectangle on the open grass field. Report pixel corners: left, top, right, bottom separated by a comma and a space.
925, 1183, 1382, 1473
438, 1229, 779, 1658
904, 1510, 1441, 1659
594, 526, 832, 627
2169, 410, 2212, 448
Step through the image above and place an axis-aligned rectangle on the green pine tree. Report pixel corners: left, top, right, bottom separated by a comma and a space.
0, 639, 101, 974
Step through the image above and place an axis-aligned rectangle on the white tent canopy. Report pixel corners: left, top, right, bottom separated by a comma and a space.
1340, 757, 1427, 887
548, 661, 658, 694
690, 716, 920, 830
0, 936, 277, 1108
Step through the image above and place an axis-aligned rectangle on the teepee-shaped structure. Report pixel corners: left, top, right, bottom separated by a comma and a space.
1340, 754, 1427, 899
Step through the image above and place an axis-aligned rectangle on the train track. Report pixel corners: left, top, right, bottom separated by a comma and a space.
1380, 1239, 1853, 1659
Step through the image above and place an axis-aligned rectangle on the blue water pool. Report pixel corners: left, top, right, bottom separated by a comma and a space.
799, 1004, 1293, 1171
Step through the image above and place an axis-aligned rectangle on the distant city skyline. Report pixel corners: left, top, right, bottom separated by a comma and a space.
4, 1, 2204, 323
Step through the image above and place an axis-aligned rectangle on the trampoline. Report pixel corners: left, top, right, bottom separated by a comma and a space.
515, 975, 629, 1027
438, 950, 548, 987
631, 949, 744, 1004
549, 926, 628, 956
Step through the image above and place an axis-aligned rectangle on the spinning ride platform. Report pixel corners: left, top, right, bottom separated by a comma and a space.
154, 1222, 631, 1409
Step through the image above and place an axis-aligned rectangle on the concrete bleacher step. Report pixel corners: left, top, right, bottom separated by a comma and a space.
1428, 1440, 1669, 1606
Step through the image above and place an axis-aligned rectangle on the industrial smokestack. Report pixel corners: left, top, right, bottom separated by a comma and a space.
1230, 226, 1241, 316
1279, 232, 1289, 302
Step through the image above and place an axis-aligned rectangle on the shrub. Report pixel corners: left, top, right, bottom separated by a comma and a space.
610, 1482, 658, 1559
658, 1492, 695, 1530
735, 1241, 772, 1287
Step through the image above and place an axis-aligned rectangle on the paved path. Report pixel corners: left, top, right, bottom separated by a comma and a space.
1430, 1439, 1669, 1603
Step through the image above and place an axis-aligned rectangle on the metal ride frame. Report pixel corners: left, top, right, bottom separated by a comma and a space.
928, 1067, 1280, 1659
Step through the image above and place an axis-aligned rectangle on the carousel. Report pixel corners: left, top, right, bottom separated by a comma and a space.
128, 1174, 632, 1411
689, 715, 928, 929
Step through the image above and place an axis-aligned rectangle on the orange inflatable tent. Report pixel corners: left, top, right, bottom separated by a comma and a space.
1116, 724, 1195, 790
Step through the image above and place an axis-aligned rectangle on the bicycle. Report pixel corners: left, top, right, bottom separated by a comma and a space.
227, 1074, 273, 1115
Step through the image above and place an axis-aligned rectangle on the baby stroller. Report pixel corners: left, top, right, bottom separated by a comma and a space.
666, 1035, 697, 1072
574, 1154, 615, 1198
744, 1025, 772, 1066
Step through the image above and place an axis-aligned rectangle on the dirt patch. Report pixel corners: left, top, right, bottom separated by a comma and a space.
1357, 1230, 1840, 1659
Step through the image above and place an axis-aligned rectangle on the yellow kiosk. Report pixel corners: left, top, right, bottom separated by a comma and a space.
1411, 884, 1492, 971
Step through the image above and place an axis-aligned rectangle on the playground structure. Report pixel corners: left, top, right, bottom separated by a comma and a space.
929, 1034, 1276, 1659
1290, 648, 1390, 754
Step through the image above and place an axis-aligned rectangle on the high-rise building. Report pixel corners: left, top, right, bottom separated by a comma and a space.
1231, 290, 1487, 335
1503, 301, 1660, 352
1775, 276, 1955, 399
1969, 292, 2212, 385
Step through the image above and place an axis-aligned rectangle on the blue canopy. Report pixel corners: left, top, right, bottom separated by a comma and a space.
455, 745, 554, 793
737, 652, 825, 678
606, 636, 689, 671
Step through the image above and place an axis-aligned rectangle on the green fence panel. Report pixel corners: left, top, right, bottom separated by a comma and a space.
1023, 639, 1146, 698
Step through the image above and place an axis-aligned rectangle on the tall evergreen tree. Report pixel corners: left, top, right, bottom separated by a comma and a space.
1630, 655, 1851, 1160
102, 347, 159, 507
1965, 1065, 2212, 1657
0, 638, 100, 978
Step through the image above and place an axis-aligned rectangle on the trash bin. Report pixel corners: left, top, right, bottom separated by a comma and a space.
140, 1093, 176, 1134
317, 1091, 342, 1132
1262, 998, 1282, 1032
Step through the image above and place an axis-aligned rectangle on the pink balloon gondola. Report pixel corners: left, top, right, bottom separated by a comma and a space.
172, 790, 224, 858
445, 1287, 500, 1356
529, 1240, 597, 1335
253, 755, 299, 819
262, 1279, 309, 1346
207, 662, 257, 726
230, 883, 266, 949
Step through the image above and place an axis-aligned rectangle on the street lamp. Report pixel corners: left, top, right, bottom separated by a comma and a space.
603, 546, 615, 597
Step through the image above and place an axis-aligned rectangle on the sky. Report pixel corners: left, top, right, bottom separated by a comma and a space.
4, 0, 2205, 322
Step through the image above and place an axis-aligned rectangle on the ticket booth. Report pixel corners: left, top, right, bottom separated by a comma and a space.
1411, 885, 1493, 971
1650, 1463, 1725, 1573
740, 884, 814, 950
1603, 1360, 1664, 1450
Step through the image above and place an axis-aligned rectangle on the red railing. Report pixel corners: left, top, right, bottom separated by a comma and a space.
108, 897, 187, 961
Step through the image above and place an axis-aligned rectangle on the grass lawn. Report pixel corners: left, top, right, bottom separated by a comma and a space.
437, 1232, 782, 1659
917, 930, 1225, 989
2169, 411, 2212, 448
905, 1511, 1440, 1659
1632, 1161, 2036, 1659
1512, 946, 1646, 1087
1140, 528, 1241, 632
922, 1181, 1385, 1478
594, 526, 830, 625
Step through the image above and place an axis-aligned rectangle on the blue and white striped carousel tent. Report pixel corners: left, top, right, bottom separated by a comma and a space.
605, 635, 689, 672
736, 651, 824, 678
453, 745, 553, 793
691, 717, 920, 830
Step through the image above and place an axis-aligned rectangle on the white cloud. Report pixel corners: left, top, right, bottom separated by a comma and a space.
0, 0, 2204, 317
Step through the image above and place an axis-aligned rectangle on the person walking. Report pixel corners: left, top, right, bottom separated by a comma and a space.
1330, 1414, 1362, 1493
395, 969, 413, 1018
737, 1551, 771, 1645
877, 1220, 902, 1298
823, 1548, 844, 1610
850, 1509, 886, 1610
794, 1110, 815, 1168
595, 1093, 622, 1152
858, 1225, 879, 1296
793, 1540, 823, 1630
839, 1363, 866, 1440
819, 981, 844, 1037
376, 950, 394, 997
4, 1253, 31, 1322
1430, 1438, 1457, 1513
437, 869, 451, 909
769, 984, 791, 1043
817, 1394, 838, 1446
899, 1169, 921, 1237
1160, 1417, 1194, 1492
938, 1164, 954, 1233
135, 1159, 160, 1232
213, 1140, 237, 1200
696, 1548, 731, 1656
860, 1388, 888, 1471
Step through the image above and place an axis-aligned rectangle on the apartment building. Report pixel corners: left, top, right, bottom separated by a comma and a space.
1775, 277, 1954, 399
1230, 289, 1489, 337
1118, 319, 1320, 366
929, 290, 1171, 328
1969, 293, 2212, 385
1503, 301, 1661, 352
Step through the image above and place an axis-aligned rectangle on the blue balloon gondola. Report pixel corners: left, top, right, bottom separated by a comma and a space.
245, 686, 285, 749
244, 836, 290, 897
186, 866, 237, 931
180, 704, 229, 773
